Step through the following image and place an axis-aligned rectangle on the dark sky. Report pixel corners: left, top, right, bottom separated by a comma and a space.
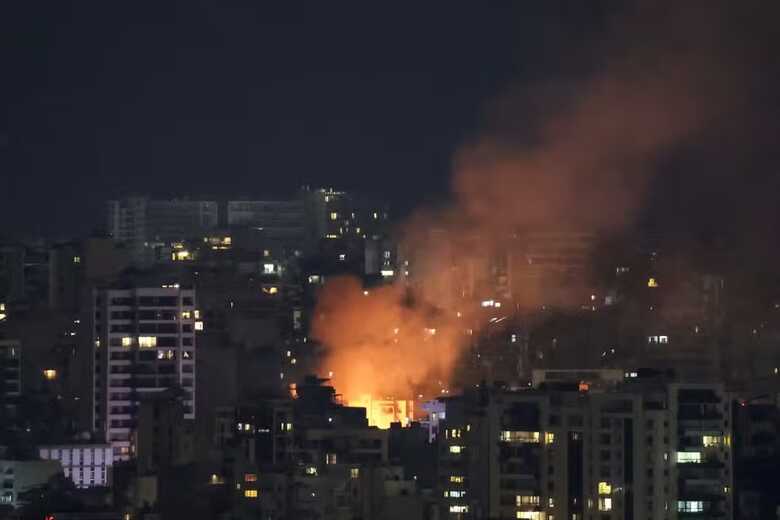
2, 2, 779, 245
0, 1, 614, 237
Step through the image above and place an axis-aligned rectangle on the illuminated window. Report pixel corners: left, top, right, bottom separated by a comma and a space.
372, 212, 378, 219
598, 497, 612, 511
73, 256, 81, 264
517, 513, 545, 519
544, 432, 555, 445
281, 422, 292, 432
516, 495, 540, 506
702, 435, 722, 447
449, 475, 464, 483
548, 497, 555, 508
181, 311, 191, 319
338, 253, 346, 261
244, 489, 258, 498
244, 474, 257, 482
500, 431, 540, 443
449, 505, 468, 513
121, 337, 133, 347
193, 310, 200, 319
450, 429, 461, 438
677, 501, 703, 512
659, 335, 668, 343
350, 468, 359, 479
647, 277, 659, 288
195, 320, 204, 331
173, 250, 191, 261
330, 212, 338, 220
209, 474, 224, 485
263, 263, 275, 274
138, 336, 157, 348
598, 482, 612, 495
446, 490, 466, 498
676, 452, 701, 464
156, 349, 174, 360
262, 286, 279, 295
305, 466, 317, 475
449, 445, 464, 454
326, 453, 337, 465
43, 369, 57, 380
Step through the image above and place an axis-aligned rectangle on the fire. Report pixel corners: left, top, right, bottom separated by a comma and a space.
351, 395, 414, 430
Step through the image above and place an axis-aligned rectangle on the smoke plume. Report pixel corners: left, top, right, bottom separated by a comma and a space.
312, 2, 760, 404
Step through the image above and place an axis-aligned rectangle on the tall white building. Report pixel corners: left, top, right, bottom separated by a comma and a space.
93, 286, 197, 461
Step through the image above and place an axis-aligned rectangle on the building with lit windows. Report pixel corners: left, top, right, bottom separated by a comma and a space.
92, 285, 197, 461
435, 372, 733, 519
39, 443, 113, 488
107, 197, 218, 265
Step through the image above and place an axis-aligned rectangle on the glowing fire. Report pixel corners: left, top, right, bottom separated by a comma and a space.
351, 395, 414, 429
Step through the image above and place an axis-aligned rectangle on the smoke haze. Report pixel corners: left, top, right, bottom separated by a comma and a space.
312, 2, 778, 404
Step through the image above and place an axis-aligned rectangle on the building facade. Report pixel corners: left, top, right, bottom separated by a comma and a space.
436, 374, 733, 520
38, 443, 113, 488
93, 286, 197, 461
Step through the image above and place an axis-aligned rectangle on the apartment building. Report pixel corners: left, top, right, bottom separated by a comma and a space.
93, 286, 197, 461
436, 372, 733, 519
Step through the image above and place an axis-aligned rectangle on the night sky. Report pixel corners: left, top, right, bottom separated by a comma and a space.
1, 2, 779, 244
0, 2, 612, 237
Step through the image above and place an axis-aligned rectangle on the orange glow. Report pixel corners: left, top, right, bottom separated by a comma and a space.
313, 277, 464, 419
351, 395, 414, 429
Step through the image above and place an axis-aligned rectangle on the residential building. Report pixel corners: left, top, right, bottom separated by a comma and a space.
107, 197, 218, 264
435, 372, 733, 519
39, 443, 113, 488
93, 286, 197, 461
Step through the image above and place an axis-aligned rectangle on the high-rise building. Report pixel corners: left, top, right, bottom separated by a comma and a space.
107, 197, 218, 264
435, 371, 733, 520
92, 286, 197, 461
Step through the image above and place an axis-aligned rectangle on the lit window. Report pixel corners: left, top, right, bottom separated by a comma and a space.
449, 505, 468, 513
677, 501, 703, 512
43, 369, 57, 380
329, 212, 338, 220
676, 452, 701, 464
121, 337, 133, 347
244, 489, 258, 498
447, 490, 466, 498
702, 435, 722, 447
326, 453, 337, 465
598, 497, 612, 511
195, 321, 204, 331
305, 466, 317, 475
449, 475, 464, 483
500, 431, 540, 443
598, 482, 612, 495
193, 310, 200, 319
244, 474, 257, 482
548, 497, 555, 508
338, 253, 346, 261
138, 336, 157, 348
181, 311, 191, 319
350, 468, 359, 479
647, 277, 659, 288
517, 513, 545, 519
263, 263, 275, 274
449, 445, 464, 454
659, 335, 668, 343
544, 432, 555, 445
516, 495, 540, 506
156, 349, 174, 360
73, 256, 81, 264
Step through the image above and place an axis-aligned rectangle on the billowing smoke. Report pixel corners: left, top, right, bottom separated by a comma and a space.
312, 2, 763, 404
